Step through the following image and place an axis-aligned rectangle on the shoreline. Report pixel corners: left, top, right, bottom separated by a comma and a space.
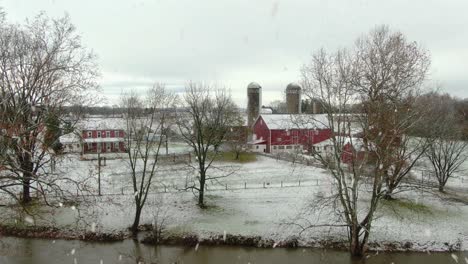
0, 224, 464, 253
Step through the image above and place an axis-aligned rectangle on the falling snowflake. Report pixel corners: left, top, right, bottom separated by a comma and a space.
195, 243, 199, 251
74, 258, 77, 264
119, 255, 122, 261
71, 206, 76, 211
424, 229, 431, 237
91, 222, 96, 233
58, 202, 63, 207
24, 216, 34, 224
100, 260, 103, 264
223, 230, 226, 242
71, 248, 75, 255
451, 253, 458, 263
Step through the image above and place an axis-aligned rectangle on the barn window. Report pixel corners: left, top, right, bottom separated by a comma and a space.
87, 143, 92, 149
114, 142, 119, 149
115, 130, 119, 137
256, 146, 259, 149
286, 146, 292, 149
106, 131, 110, 137
97, 131, 101, 138
87, 131, 92, 137
279, 146, 285, 150
273, 146, 277, 150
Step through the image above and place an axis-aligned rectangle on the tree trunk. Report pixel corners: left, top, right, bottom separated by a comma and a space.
21, 157, 33, 204
438, 184, 445, 192
349, 226, 366, 257
131, 206, 142, 238
198, 173, 205, 208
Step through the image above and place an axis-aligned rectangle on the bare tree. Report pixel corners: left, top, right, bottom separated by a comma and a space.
0, 12, 99, 204
176, 82, 240, 207
300, 25, 429, 256
121, 83, 176, 237
422, 93, 468, 192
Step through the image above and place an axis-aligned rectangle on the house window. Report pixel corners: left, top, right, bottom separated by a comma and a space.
273, 146, 277, 150
97, 142, 101, 151
115, 130, 120, 137
106, 131, 110, 137
87, 143, 92, 150
256, 146, 259, 149
286, 146, 292, 149
106, 142, 111, 151
114, 142, 119, 149
87, 131, 92, 137
97, 131, 101, 138
279, 146, 285, 150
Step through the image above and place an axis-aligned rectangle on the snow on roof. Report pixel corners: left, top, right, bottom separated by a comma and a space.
247, 139, 267, 145
314, 137, 367, 150
78, 118, 126, 131
260, 107, 273, 114
260, 114, 329, 130
83, 137, 125, 143
59, 133, 81, 144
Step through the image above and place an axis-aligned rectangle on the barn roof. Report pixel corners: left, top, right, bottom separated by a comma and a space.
78, 118, 126, 130
259, 114, 329, 130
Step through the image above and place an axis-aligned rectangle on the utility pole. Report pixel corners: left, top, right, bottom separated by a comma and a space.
98, 152, 101, 196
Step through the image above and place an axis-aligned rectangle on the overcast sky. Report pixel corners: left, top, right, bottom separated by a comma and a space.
1, 0, 468, 107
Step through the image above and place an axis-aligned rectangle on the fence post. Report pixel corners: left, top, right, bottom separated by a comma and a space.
164, 186, 167, 193
225, 184, 228, 190
244, 182, 246, 189
263, 182, 265, 188
316, 179, 318, 186
281, 181, 283, 188
299, 180, 301, 187
121, 187, 124, 195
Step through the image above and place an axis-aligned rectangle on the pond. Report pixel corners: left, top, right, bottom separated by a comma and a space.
0, 237, 466, 264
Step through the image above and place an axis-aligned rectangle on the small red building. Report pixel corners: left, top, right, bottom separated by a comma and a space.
249, 114, 332, 153
80, 118, 126, 154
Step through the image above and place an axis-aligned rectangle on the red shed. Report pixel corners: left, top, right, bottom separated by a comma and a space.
249, 114, 332, 153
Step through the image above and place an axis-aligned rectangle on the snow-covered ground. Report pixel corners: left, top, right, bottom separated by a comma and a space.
0, 150, 467, 252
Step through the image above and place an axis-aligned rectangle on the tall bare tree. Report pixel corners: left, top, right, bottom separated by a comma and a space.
422, 93, 468, 192
176, 82, 240, 207
121, 83, 176, 237
300, 25, 430, 256
0, 12, 99, 203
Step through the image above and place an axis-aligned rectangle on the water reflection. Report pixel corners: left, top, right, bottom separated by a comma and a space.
0, 237, 466, 264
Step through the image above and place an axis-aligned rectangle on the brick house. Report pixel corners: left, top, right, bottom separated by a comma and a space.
78, 118, 126, 154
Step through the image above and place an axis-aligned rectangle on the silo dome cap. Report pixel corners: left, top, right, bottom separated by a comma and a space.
286, 82, 301, 90
247, 82, 262, 89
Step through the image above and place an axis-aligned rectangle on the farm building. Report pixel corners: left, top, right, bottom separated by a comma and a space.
313, 137, 368, 164
248, 114, 332, 153
81, 118, 126, 154
59, 118, 126, 154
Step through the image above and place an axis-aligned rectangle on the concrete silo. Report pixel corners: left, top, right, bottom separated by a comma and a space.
286, 82, 301, 114
247, 82, 262, 127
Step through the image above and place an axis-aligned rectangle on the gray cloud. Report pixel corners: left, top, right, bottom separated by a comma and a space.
3, 0, 468, 106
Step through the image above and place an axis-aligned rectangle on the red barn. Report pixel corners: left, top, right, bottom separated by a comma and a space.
80, 118, 126, 154
249, 114, 332, 153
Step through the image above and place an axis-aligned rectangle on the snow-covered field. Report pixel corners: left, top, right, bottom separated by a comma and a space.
1, 149, 467, 252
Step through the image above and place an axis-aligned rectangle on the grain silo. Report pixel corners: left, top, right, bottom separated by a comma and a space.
247, 82, 262, 127
286, 82, 301, 114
